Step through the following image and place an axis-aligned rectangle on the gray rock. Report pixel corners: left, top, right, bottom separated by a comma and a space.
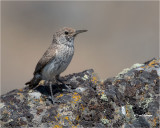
0, 59, 159, 127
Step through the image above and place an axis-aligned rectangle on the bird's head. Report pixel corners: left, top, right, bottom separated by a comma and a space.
54, 27, 87, 46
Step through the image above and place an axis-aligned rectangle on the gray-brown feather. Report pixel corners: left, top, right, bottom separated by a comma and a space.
25, 27, 83, 88
34, 43, 57, 75
41, 43, 74, 81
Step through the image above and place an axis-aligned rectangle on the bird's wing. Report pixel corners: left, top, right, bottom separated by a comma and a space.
33, 44, 57, 75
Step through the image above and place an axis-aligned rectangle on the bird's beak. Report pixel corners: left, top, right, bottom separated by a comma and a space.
74, 30, 88, 36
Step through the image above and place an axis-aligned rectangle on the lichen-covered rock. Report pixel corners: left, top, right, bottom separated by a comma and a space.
0, 58, 159, 128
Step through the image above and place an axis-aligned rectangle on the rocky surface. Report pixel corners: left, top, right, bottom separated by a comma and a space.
0, 58, 159, 128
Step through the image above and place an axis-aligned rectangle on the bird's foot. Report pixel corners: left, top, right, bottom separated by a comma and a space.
56, 75, 67, 85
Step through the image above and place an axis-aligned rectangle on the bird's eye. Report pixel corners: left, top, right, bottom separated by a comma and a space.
64, 31, 69, 35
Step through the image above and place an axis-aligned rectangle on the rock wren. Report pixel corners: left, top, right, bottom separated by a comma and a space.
25, 27, 87, 90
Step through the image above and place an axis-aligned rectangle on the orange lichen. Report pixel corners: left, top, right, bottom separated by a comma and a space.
56, 94, 63, 98
76, 115, 79, 121
125, 105, 130, 118
141, 59, 159, 68
64, 116, 69, 120
81, 104, 85, 111
91, 76, 98, 84
55, 113, 61, 121
17, 93, 24, 99
53, 125, 62, 128
147, 59, 160, 67
148, 60, 156, 67
152, 117, 158, 127
19, 89, 23, 92
126, 110, 129, 117
97, 90, 105, 96
72, 92, 81, 103
62, 116, 72, 125
72, 125, 78, 128
39, 98, 44, 104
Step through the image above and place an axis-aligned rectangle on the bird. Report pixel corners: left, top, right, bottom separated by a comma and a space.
25, 27, 87, 101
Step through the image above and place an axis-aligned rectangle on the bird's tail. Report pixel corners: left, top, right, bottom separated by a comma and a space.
25, 74, 42, 89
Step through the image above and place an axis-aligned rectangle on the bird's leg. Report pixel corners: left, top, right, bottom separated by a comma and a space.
56, 75, 73, 93
56, 75, 65, 84
49, 81, 55, 103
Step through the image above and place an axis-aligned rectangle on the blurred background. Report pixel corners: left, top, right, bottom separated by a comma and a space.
1, 1, 159, 94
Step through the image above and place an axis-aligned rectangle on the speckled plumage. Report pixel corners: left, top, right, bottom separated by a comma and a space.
41, 41, 74, 81
25, 27, 87, 89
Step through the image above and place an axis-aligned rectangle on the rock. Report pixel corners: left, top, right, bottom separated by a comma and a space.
0, 59, 159, 128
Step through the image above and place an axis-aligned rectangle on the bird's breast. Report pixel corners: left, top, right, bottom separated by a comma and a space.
56, 44, 74, 61
42, 44, 74, 81
55, 45, 74, 71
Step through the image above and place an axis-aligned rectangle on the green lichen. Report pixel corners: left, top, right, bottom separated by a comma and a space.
100, 94, 108, 102
139, 93, 153, 109
130, 63, 144, 69
116, 63, 144, 78
82, 75, 89, 80
0, 102, 5, 109
101, 118, 109, 124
